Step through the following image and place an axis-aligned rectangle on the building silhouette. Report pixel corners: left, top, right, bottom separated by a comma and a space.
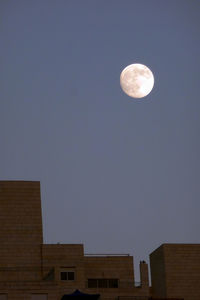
0, 181, 199, 300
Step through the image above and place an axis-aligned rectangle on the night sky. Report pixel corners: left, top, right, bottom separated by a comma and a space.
1, 0, 200, 280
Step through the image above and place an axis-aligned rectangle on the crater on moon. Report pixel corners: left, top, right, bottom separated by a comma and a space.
120, 64, 154, 98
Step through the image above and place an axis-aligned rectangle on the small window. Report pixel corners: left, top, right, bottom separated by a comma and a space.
68, 272, 75, 280
61, 272, 67, 280
108, 279, 118, 288
98, 279, 108, 288
60, 271, 75, 281
88, 279, 118, 288
88, 279, 98, 288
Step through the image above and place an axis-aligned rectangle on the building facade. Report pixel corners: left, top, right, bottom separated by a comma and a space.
150, 244, 200, 300
0, 181, 149, 300
0, 181, 199, 300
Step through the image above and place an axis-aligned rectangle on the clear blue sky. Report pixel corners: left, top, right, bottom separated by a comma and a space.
1, 0, 200, 280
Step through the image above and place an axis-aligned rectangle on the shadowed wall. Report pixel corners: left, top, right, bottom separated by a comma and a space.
0, 181, 43, 281
150, 244, 200, 300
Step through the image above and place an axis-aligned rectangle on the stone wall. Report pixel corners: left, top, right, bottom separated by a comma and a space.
0, 181, 43, 281
150, 245, 166, 298
150, 244, 200, 300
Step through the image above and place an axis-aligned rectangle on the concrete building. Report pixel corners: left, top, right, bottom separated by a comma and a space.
0, 181, 149, 300
0, 180, 199, 300
150, 244, 200, 300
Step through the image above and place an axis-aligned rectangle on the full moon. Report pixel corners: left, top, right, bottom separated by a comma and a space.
120, 63, 154, 98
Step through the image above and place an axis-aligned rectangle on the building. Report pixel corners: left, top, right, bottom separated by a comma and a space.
0, 181, 149, 300
150, 244, 200, 300
0, 180, 199, 300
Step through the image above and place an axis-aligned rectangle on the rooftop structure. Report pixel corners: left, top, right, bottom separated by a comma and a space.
0, 181, 199, 300
150, 243, 200, 300
0, 181, 149, 300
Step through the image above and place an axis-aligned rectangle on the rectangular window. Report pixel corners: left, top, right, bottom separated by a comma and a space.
60, 271, 75, 281
88, 279, 98, 288
98, 279, 108, 288
88, 279, 118, 288
68, 271, 75, 280
108, 279, 118, 288
31, 295, 48, 300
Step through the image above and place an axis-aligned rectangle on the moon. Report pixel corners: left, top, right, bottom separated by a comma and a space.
120, 63, 154, 98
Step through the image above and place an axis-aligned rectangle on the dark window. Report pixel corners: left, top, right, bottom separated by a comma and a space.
68, 272, 75, 280
61, 272, 67, 280
108, 279, 118, 288
60, 271, 75, 281
88, 279, 118, 288
88, 279, 98, 288
98, 279, 108, 288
